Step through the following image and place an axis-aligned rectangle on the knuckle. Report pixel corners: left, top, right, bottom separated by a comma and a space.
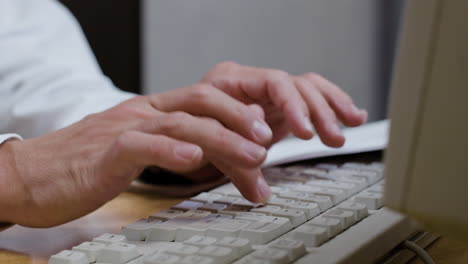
295, 76, 313, 88
129, 95, 148, 104
303, 72, 322, 82
232, 104, 248, 120
157, 112, 186, 134
191, 84, 216, 102
148, 140, 163, 158
212, 126, 232, 146
159, 112, 189, 133
265, 69, 289, 81
202, 117, 223, 128
216, 60, 238, 70
115, 131, 134, 151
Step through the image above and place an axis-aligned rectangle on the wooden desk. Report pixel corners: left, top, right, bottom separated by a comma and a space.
0, 192, 467, 264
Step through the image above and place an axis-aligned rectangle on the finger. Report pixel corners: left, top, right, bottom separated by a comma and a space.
139, 111, 268, 168
212, 159, 271, 203
204, 62, 314, 139
295, 77, 345, 148
149, 85, 273, 145
302, 73, 368, 127
114, 131, 204, 173
248, 104, 265, 120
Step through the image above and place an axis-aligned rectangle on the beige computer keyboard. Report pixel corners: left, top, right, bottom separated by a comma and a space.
49, 161, 416, 264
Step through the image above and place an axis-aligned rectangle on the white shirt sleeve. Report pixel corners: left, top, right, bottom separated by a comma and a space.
0, 134, 23, 145
0, 0, 135, 140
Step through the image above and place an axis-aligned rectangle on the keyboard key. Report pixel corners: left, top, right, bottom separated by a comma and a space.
146, 224, 177, 241
198, 203, 228, 213
184, 235, 217, 246
221, 205, 252, 215
306, 179, 361, 196
266, 197, 297, 207
289, 225, 329, 247
282, 165, 309, 172
143, 252, 181, 264
337, 202, 368, 221
354, 191, 384, 210
215, 236, 252, 256
92, 233, 126, 245
271, 209, 307, 227
268, 239, 306, 261
288, 201, 320, 219
308, 187, 347, 204
97, 242, 140, 264
206, 219, 252, 238
235, 212, 267, 221
341, 162, 369, 170
276, 192, 332, 211
322, 209, 356, 229
71, 242, 105, 263
233, 257, 274, 264
122, 218, 162, 241
149, 209, 185, 220
198, 245, 236, 263
251, 205, 282, 215
214, 196, 256, 208
370, 162, 385, 169
171, 201, 204, 211
240, 221, 285, 244
192, 192, 224, 203
367, 184, 384, 193
176, 217, 225, 241
268, 186, 290, 195
165, 244, 200, 256
301, 168, 328, 178
179, 255, 215, 264
266, 169, 312, 183
328, 169, 380, 185
341, 163, 383, 175
49, 250, 88, 264
314, 163, 339, 171
306, 216, 343, 237
329, 175, 368, 190
250, 248, 289, 264
270, 179, 302, 188
165, 210, 212, 226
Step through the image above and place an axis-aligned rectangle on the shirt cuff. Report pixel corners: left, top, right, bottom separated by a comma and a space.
0, 134, 23, 145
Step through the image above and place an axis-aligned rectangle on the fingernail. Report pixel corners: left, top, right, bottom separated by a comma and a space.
360, 109, 368, 122
174, 145, 202, 161
242, 141, 266, 161
303, 115, 314, 133
256, 176, 271, 202
328, 122, 343, 137
252, 120, 272, 143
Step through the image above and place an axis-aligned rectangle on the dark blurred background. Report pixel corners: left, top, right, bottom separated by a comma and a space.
59, 0, 141, 94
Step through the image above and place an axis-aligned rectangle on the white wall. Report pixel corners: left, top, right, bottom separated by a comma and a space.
142, 0, 386, 120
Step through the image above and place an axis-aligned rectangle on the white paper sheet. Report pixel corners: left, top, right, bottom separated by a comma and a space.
263, 120, 389, 167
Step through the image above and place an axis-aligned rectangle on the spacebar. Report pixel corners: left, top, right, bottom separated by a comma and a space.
296, 207, 419, 264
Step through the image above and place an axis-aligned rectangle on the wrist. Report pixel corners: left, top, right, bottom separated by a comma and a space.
0, 139, 29, 224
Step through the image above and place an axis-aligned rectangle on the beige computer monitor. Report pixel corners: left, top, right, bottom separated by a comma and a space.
384, 0, 468, 242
